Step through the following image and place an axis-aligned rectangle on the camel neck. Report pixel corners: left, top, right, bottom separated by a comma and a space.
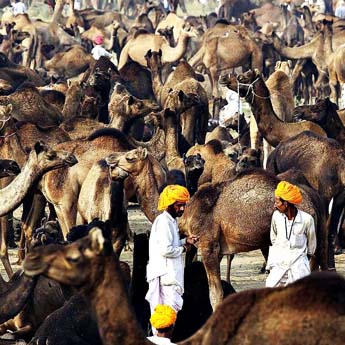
88, 254, 150, 345
164, 110, 180, 160
150, 68, 163, 105
162, 34, 190, 64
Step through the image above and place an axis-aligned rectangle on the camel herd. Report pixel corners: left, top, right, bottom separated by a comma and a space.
0, 0, 344, 343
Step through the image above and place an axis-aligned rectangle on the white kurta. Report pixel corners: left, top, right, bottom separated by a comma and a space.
266, 209, 316, 288
147, 335, 176, 344
91, 45, 112, 60
145, 211, 186, 313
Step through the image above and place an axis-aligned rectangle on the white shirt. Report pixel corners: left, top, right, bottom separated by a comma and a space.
219, 89, 242, 127
146, 211, 186, 292
147, 336, 176, 344
12, 2, 27, 15
91, 45, 112, 61
266, 209, 316, 287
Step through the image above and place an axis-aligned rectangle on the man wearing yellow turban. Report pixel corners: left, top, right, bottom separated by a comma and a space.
266, 181, 316, 287
147, 304, 177, 344
145, 185, 198, 334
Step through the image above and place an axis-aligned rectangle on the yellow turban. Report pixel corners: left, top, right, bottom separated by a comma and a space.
157, 185, 190, 211
275, 181, 302, 205
150, 304, 177, 329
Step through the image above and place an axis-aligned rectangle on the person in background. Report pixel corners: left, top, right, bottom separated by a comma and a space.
11, 0, 27, 16
147, 304, 177, 344
335, 0, 345, 18
91, 35, 112, 61
266, 181, 316, 288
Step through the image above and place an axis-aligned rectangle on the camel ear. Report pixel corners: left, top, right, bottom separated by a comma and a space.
254, 68, 261, 77
5, 103, 12, 115
178, 90, 186, 102
138, 147, 148, 160
158, 49, 162, 57
127, 96, 135, 106
34, 141, 46, 155
89, 228, 105, 255
182, 153, 186, 162
145, 49, 152, 59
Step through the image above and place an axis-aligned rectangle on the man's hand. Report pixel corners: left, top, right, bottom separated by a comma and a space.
186, 235, 199, 245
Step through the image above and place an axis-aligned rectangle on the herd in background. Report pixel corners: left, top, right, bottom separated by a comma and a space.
0, 0, 344, 343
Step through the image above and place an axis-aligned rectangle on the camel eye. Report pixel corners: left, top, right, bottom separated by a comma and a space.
66, 252, 81, 263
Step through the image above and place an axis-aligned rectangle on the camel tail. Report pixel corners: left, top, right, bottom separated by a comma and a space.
189, 45, 204, 68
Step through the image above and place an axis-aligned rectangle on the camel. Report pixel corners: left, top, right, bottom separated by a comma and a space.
118, 24, 198, 70
219, 69, 326, 147
293, 97, 345, 145
105, 147, 165, 222
23, 224, 343, 344
178, 168, 327, 309
186, 140, 236, 185
0, 85, 64, 129
0, 141, 77, 218
77, 159, 129, 256
23, 226, 153, 345
328, 43, 345, 104
145, 51, 209, 149
0, 159, 20, 178
44, 45, 95, 79
61, 80, 84, 120
189, 23, 263, 97
183, 154, 205, 196
39, 89, 66, 113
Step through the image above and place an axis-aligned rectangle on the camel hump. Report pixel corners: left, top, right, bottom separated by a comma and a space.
87, 128, 134, 150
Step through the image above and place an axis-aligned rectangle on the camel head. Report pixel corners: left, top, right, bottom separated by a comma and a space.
88, 67, 111, 90
101, 155, 129, 180
236, 147, 261, 173
105, 147, 149, 176
145, 49, 162, 72
24, 225, 113, 288
183, 153, 205, 174
181, 23, 199, 38
165, 89, 200, 114
30, 218, 64, 249
219, 69, 262, 97
0, 159, 20, 178
29, 141, 78, 174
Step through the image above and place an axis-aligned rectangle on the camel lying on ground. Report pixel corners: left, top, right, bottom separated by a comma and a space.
23, 227, 345, 345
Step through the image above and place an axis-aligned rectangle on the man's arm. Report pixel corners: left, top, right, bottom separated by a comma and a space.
158, 218, 184, 258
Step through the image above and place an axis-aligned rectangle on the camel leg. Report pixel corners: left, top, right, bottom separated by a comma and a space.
226, 254, 234, 283
200, 241, 223, 310
54, 203, 78, 238
262, 139, 273, 169
185, 245, 197, 266
259, 247, 269, 274
249, 116, 261, 150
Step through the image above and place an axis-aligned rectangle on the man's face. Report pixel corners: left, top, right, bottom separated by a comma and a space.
274, 196, 288, 214
172, 201, 186, 218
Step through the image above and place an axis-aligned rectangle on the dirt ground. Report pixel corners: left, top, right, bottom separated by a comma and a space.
4, 205, 345, 292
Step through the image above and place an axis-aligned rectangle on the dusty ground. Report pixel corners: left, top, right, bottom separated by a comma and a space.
4, 205, 345, 292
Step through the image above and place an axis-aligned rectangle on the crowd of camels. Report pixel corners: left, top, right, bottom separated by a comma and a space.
0, 0, 344, 343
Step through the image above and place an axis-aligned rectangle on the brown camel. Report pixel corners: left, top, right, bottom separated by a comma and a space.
189, 24, 263, 97
0, 159, 20, 178
23, 225, 343, 345
61, 80, 84, 120
0, 141, 77, 218
44, 45, 94, 79
328, 43, 345, 105
145, 51, 209, 149
186, 140, 236, 185
77, 159, 129, 256
106, 147, 166, 222
219, 69, 326, 147
0, 85, 64, 128
178, 168, 327, 309
118, 24, 198, 70
293, 97, 345, 145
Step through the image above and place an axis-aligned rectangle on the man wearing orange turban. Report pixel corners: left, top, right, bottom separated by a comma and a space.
145, 185, 198, 334
147, 304, 177, 344
266, 181, 316, 288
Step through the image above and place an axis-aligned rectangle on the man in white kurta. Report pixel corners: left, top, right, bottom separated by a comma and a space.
145, 185, 198, 317
266, 181, 317, 287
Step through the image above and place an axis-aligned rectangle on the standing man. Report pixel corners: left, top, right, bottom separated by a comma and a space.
145, 185, 198, 317
266, 181, 316, 288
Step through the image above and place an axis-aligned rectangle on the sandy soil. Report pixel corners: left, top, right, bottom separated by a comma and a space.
4, 206, 345, 292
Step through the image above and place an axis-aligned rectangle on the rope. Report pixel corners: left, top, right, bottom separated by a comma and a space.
0, 131, 17, 139
0, 116, 12, 131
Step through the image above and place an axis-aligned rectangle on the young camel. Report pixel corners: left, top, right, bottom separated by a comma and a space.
23, 228, 345, 345
219, 69, 326, 147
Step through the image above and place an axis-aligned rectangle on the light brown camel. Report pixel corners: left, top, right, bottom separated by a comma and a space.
178, 168, 326, 309
118, 24, 198, 70
77, 159, 129, 256
23, 226, 343, 345
186, 140, 236, 185
145, 50, 209, 149
328, 43, 345, 105
0, 141, 76, 218
189, 24, 263, 97
219, 69, 326, 147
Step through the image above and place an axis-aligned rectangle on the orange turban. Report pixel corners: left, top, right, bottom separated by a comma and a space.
275, 181, 302, 205
157, 185, 190, 211
150, 304, 177, 329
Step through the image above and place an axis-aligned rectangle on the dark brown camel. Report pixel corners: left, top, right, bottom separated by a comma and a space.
0, 159, 20, 178
23, 227, 345, 344
293, 97, 345, 145
219, 69, 326, 147
178, 169, 328, 309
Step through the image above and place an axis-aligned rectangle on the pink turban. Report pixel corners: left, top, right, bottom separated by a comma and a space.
94, 35, 104, 45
